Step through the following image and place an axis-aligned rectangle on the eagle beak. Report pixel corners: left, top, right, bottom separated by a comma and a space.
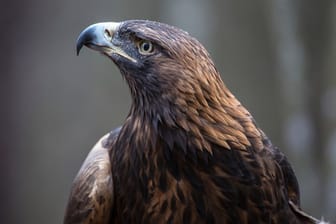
76, 22, 137, 62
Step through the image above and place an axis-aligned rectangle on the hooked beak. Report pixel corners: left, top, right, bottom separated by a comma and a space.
76, 22, 136, 62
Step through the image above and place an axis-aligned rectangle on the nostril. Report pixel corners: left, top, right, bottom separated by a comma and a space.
104, 29, 112, 41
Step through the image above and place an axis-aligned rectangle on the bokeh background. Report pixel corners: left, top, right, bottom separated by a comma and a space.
1, 0, 335, 223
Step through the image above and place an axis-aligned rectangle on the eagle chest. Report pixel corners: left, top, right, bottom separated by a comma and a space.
111, 136, 224, 223
111, 135, 262, 224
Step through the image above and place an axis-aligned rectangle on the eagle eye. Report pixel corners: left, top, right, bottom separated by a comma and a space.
138, 40, 154, 55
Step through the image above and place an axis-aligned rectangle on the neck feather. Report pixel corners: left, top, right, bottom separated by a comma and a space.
125, 69, 264, 154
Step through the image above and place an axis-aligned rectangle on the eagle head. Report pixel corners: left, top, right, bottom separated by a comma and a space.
76, 20, 222, 112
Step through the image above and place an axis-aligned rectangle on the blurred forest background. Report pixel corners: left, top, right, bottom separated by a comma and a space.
1, 0, 335, 223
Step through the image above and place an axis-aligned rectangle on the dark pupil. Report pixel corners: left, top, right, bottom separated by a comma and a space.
142, 42, 150, 51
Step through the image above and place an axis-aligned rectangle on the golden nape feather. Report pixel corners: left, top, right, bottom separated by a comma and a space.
64, 20, 326, 224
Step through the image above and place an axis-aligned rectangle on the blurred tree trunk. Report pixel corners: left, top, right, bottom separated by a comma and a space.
269, 0, 333, 216
298, 0, 333, 214
0, 2, 18, 223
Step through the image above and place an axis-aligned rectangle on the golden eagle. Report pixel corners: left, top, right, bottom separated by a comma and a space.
64, 20, 323, 224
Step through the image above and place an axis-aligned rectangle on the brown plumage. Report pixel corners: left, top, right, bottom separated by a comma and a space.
64, 20, 322, 224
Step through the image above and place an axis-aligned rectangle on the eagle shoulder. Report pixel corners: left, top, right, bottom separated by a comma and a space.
64, 128, 120, 224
